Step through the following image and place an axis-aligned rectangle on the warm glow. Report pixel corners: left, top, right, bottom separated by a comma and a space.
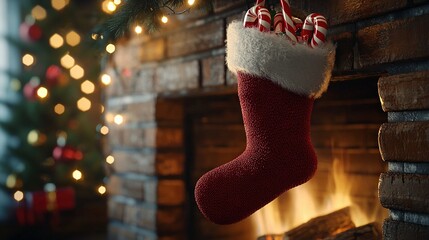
51, 0, 68, 10
60, 54, 75, 69
101, 74, 112, 85
6, 175, 17, 188
72, 170, 82, 180
37, 87, 48, 99
65, 31, 81, 46
105, 44, 116, 54
49, 33, 64, 49
81, 80, 95, 94
31, 5, 47, 20
114, 114, 124, 125
100, 126, 109, 135
252, 158, 384, 236
22, 54, 35, 66
54, 104, 65, 115
188, 0, 196, 6
106, 155, 115, 164
77, 97, 91, 112
107, 1, 117, 11
161, 16, 169, 24
134, 25, 143, 34
101, 105, 105, 113
70, 65, 84, 79
113, 0, 121, 4
27, 130, 40, 145
98, 185, 107, 195
14, 191, 24, 202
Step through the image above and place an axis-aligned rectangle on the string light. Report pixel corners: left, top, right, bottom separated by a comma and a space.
37, 87, 48, 99
106, 155, 115, 164
188, 0, 196, 6
54, 104, 65, 115
49, 33, 64, 49
100, 126, 109, 135
101, 74, 112, 85
161, 15, 169, 24
105, 44, 116, 54
14, 191, 24, 202
31, 5, 47, 20
61, 53, 75, 69
22, 54, 35, 67
114, 114, 124, 125
70, 65, 84, 79
65, 30, 81, 46
27, 130, 40, 145
77, 97, 91, 112
10, 79, 21, 91
6, 174, 17, 188
113, 0, 121, 5
81, 80, 95, 94
98, 185, 107, 195
134, 25, 143, 34
107, 1, 117, 11
72, 169, 82, 180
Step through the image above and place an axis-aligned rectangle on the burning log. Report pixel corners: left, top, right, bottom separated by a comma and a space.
282, 207, 355, 240
323, 222, 381, 240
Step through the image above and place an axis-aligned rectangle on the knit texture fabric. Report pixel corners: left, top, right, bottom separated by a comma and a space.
194, 72, 317, 225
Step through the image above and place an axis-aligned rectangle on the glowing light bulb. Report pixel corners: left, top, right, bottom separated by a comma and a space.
22, 54, 35, 66
106, 155, 115, 164
49, 33, 64, 49
113, 0, 121, 4
6, 174, 17, 188
37, 87, 48, 99
14, 191, 24, 202
77, 97, 91, 112
114, 114, 124, 125
107, 1, 117, 12
81, 80, 95, 94
188, 0, 196, 6
161, 16, 169, 24
54, 104, 65, 115
27, 130, 40, 145
51, 0, 68, 10
65, 30, 81, 46
106, 44, 116, 54
98, 185, 107, 195
134, 25, 143, 34
101, 74, 112, 85
31, 5, 47, 20
72, 170, 82, 180
61, 54, 75, 69
70, 65, 84, 79
100, 126, 109, 135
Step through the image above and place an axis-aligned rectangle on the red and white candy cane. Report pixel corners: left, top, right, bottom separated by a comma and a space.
301, 13, 328, 48
243, 5, 271, 32
279, 0, 297, 42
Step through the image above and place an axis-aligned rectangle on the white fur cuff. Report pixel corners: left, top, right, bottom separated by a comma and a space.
226, 21, 336, 99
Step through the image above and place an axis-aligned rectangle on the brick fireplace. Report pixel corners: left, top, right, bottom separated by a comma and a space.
104, 1, 429, 239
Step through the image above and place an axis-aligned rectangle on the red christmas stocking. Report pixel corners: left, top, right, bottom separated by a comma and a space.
194, 22, 336, 225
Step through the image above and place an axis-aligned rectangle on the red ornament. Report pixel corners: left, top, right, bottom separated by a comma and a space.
20, 22, 42, 42
45, 65, 64, 86
23, 82, 39, 101
53, 146, 83, 162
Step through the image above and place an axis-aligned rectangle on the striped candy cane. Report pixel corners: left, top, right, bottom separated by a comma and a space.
301, 13, 328, 48
273, 12, 284, 34
244, 5, 271, 32
279, 0, 297, 42
258, 7, 271, 32
256, 0, 265, 6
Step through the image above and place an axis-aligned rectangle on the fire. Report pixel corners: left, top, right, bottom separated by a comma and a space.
252, 158, 386, 236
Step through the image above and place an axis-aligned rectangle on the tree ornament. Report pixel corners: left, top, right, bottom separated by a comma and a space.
23, 77, 41, 101
52, 145, 83, 162
45, 65, 67, 86
19, 22, 42, 42
194, 1, 335, 225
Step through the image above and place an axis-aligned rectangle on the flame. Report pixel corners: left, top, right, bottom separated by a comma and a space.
252, 157, 386, 236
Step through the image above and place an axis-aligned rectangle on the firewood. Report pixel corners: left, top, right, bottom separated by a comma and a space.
283, 207, 355, 240
323, 222, 381, 240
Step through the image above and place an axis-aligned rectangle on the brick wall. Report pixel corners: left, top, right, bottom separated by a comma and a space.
104, 0, 429, 239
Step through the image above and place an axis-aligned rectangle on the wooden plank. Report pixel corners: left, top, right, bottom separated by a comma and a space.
378, 71, 429, 111
379, 173, 429, 214
379, 122, 429, 163
323, 222, 381, 240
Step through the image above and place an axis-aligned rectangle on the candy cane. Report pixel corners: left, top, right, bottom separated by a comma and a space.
243, 6, 259, 28
256, 0, 265, 6
279, 0, 297, 42
244, 5, 271, 32
273, 12, 284, 34
301, 13, 328, 48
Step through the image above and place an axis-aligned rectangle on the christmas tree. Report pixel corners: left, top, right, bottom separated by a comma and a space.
0, 0, 111, 237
